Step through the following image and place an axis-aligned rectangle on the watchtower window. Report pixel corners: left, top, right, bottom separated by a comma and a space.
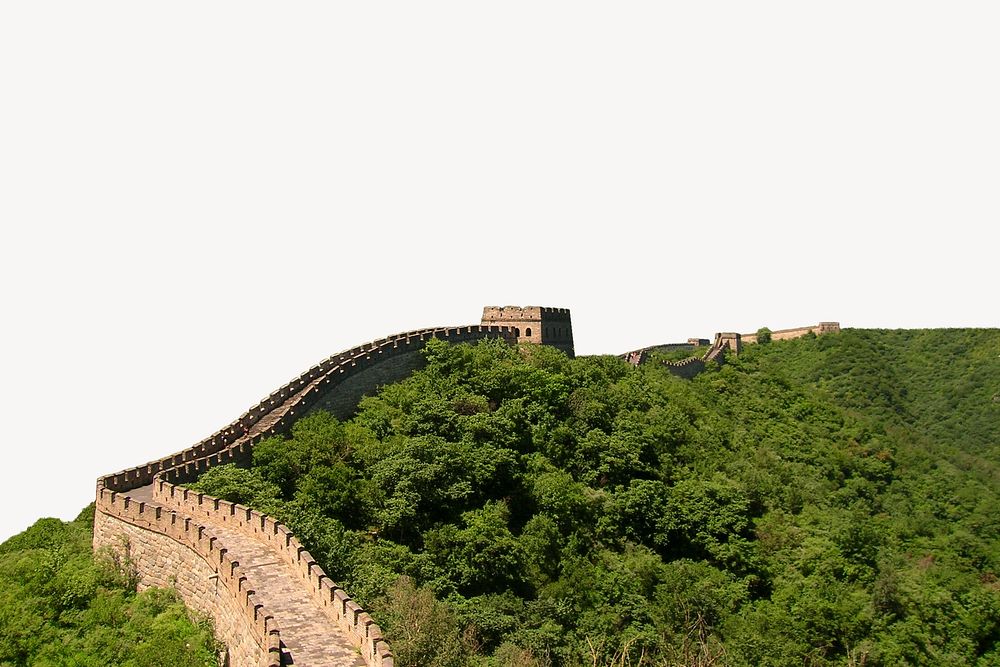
525, 327, 532, 337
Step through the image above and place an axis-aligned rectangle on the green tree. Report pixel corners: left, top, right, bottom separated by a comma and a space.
0, 511, 218, 666
374, 576, 467, 667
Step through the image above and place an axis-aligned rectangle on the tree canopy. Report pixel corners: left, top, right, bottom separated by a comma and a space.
192, 331, 1000, 666
0, 506, 219, 667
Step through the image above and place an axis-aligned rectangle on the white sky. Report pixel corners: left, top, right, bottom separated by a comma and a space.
1, 2, 997, 541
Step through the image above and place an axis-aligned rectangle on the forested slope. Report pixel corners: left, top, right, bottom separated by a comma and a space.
0, 507, 219, 666
191, 330, 1000, 666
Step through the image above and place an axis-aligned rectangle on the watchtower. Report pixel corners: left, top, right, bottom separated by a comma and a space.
481, 306, 575, 357
715, 332, 743, 355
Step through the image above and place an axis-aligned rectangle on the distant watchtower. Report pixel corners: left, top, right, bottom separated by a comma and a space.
482, 306, 575, 357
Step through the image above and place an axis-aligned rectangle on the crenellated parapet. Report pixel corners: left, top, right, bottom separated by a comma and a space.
153, 479, 391, 666
99, 325, 519, 494
94, 487, 283, 667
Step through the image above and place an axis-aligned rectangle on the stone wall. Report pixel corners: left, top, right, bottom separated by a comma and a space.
101, 308, 839, 664
94, 491, 280, 667
620, 343, 696, 366
624, 323, 841, 377
307, 349, 426, 420
659, 356, 707, 379
153, 480, 389, 664
98, 326, 519, 493
95, 321, 523, 667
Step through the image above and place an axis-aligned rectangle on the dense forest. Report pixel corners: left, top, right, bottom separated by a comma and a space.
186, 328, 1000, 666
8, 328, 994, 666
0, 506, 219, 666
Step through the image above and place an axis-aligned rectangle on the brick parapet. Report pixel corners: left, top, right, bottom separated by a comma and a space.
153, 479, 393, 666
621, 343, 697, 366
94, 488, 282, 667
624, 322, 840, 376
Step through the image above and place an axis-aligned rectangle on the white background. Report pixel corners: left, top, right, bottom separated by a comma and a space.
1, 2, 996, 541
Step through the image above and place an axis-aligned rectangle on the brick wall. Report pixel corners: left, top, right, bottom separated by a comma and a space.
153, 480, 390, 665
94, 491, 281, 667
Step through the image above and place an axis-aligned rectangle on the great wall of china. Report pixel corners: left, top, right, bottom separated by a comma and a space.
93, 307, 838, 667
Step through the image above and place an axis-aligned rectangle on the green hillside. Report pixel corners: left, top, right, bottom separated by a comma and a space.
189, 330, 1000, 666
0, 507, 219, 666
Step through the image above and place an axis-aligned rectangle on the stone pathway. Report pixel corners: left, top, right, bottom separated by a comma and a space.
209, 523, 365, 667
128, 484, 153, 503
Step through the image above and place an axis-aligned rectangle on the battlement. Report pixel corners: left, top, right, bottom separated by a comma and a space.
482, 305, 572, 318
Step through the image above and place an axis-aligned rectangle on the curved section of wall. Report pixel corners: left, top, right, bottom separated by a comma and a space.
95, 323, 517, 667
100, 326, 516, 494
95, 489, 281, 667
99, 327, 427, 493
621, 343, 697, 367
659, 356, 708, 379
306, 347, 427, 420
622, 336, 729, 378
153, 479, 390, 665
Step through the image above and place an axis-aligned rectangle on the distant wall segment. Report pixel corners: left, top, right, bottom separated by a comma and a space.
622, 323, 840, 376
621, 333, 734, 377
742, 322, 840, 345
